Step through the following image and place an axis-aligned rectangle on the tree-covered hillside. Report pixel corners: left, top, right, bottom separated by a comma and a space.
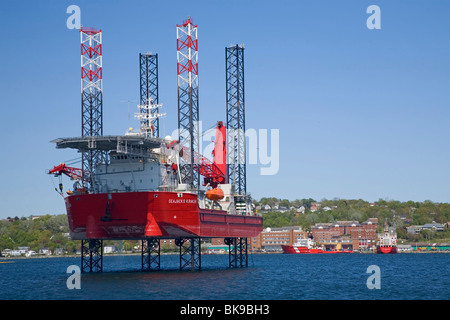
256, 198, 450, 241
0, 215, 77, 253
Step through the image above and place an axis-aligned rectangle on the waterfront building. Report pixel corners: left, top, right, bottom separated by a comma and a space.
397, 244, 413, 252
412, 243, 450, 252
250, 226, 307, 252
311, 218, 378, 246
248, 219, 379, 252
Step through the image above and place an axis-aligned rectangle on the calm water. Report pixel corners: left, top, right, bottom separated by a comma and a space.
0, 253, 448, 300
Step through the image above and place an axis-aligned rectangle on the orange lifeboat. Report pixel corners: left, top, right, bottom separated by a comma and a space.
206, 188, 224, 201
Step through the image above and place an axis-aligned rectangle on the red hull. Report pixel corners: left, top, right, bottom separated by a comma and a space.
377, 246, 397, 254
66, 191, 262, 240
281, 245, 353, 254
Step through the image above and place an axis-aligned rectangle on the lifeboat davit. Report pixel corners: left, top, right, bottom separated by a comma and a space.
206, 188, 224, 201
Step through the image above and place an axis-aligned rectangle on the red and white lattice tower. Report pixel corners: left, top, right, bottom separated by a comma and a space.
80, 27, 103, 189
177, 17, 200, 189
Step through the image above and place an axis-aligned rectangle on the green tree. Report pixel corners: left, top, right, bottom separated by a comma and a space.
412, 207, 432, 225
305, 213, 319, 225
300, 198, 316, 209
279, 199, 290, 208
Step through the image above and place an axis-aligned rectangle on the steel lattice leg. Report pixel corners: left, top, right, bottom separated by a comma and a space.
141, 238, 161, 271
225, 237, 236, 268
226, 45, 246, 195
240, 237, 248, 268
177, 18, 200, 190
176, 237, 201, 271
226, 237, 248, 268
81, 239, 103, 273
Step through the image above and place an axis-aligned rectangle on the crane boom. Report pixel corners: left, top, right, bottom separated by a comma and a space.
47, 163, 85, 181
170, 121, 227, 188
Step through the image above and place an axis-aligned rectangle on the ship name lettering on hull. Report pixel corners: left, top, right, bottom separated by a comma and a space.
168, 199, 197, 204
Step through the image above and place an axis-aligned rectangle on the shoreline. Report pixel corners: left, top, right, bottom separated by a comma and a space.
1, 250, 448, 260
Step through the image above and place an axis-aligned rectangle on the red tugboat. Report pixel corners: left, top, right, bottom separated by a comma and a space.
281, 238, 353, 254
376, 223, 397, 254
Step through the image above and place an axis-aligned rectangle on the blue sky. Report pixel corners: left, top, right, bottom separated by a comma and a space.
0, 0, 449, 218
